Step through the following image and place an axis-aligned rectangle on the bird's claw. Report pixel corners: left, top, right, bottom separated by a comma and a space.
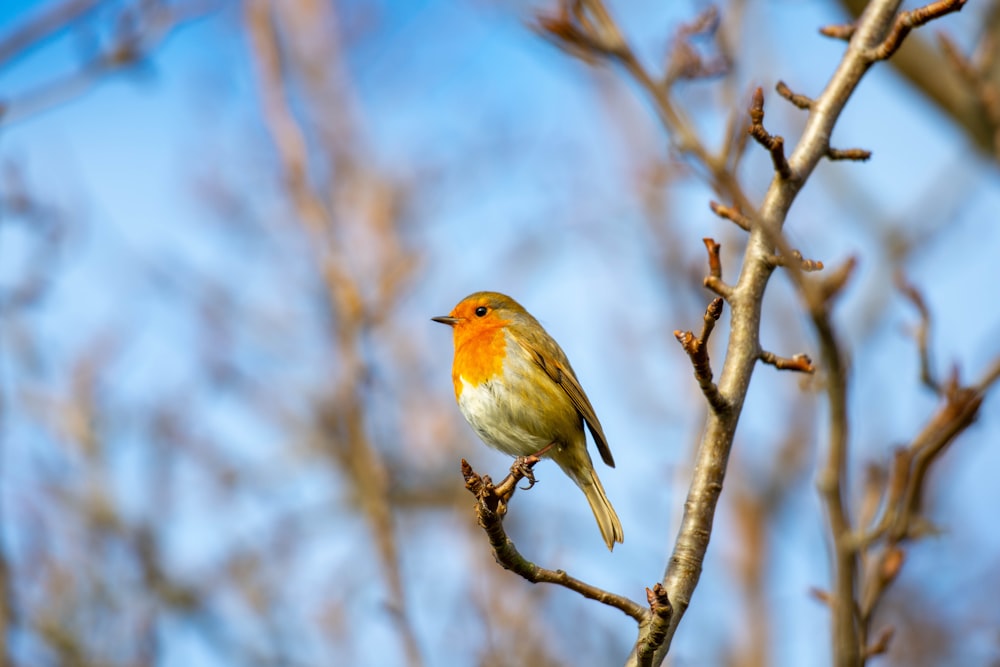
512, 455, 539, 490
461, 456, 540, 518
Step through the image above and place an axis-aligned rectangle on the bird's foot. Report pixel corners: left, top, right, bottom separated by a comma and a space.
461, 455, 540, 519
511, 455, 541, 491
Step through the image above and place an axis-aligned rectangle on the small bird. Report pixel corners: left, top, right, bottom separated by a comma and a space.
432, 291, 623, 550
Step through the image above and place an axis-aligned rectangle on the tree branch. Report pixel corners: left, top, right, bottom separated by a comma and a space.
853, 355, 1000, 661
0, 0, 212, 126
708, 200, 751, 232
674, 298, 728, 414
701, 238, 734, 299
826, 147, 872, 161
864, 0, 967, 61
808, 273, 860, 667
759, 350, 815, 373
634, 584, 673, 667
461, 459, 648, 622
536, 1, 969, 663
896, 276, 940, 393
748, 87, 793, 179
764, 249, 825, 272
836, 0, 993, 158
776, 80, 814, 109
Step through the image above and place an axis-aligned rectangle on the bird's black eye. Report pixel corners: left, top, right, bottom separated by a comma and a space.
475, 306, 488, 317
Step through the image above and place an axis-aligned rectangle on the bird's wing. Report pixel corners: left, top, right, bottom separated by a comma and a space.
517, 337, 615, 468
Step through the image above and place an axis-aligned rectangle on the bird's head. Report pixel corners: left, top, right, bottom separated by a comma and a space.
432, 291, 531, 338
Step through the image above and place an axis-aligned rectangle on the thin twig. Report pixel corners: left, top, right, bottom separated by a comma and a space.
862, 627, 895, 659
0, 0, 102, 66
938, 31, 1000, 156
461, 459, 648, 622
776, 80, 813, 109
826, 148, 872, 161
674, 298, 728, 413
810, 296, 859, 667
816, 256, 858, 306
896, 276, 940, 393
0, 1, 213, 126
703, 238, 722, 279
708, 200, 751, 231
759, 351, 815, 373
664, 7, 729, 83
748, 87, 793, 179
764, 249, 825, 272
702, 238, 733, 299
865, 0, 968, 61
819, 23, 857, 40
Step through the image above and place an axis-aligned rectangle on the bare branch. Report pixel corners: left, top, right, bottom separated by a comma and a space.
0, 0, 102, 66
708, 200, 751, 232
702, 238, 733, 299
776, 80, 813, 109
0, 1, 212, 126
891, 371, 983, 541
664, 7, 729, 83
896, 276, 940, 393
748, 88, 793, 179
674, 298, 728, 414
975, 358, 1000, 394
765, 249, 825, 272
635, 584, 673, 667
759, 351, 815, 373
862, 627, 895, 659
865, 0, 968, 61
809, 282, 860, 667
938, 31, 1000, 161
703, 238, 723, 280
460, 459, 647, 622
826, 148, 872, 161
819, 23, 857, 40
815, 256, 859, 306
810, 587, 834, 606
853, 356, 1000, 654
538, 1, 973, 664
534, 0, 627, 60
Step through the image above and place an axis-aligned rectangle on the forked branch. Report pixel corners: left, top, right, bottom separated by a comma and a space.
865, 0, 968, 61
675, 297, 728, 414
851, 330, 1000, 660
748, 88, 793, 179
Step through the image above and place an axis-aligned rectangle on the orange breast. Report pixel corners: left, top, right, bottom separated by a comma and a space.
452, 325, 507, 398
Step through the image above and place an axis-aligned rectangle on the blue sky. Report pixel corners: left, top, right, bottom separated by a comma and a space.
2, 1, 999, 665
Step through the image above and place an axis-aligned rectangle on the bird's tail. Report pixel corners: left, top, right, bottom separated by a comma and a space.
579, 468, 623, 551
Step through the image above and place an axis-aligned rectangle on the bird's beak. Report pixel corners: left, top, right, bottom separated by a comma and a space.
431, 315, 460, 327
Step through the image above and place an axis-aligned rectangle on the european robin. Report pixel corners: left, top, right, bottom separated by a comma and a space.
433, 291, 623, 550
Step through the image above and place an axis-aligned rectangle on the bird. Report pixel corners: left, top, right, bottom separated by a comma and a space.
432, 291, 623, 550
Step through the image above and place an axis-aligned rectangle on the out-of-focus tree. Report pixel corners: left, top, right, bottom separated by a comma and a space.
1, 1, 999, 666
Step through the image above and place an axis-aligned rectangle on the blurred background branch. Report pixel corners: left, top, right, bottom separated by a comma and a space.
0, 0, 998, 666
836, 0, 1000, 160
0, 0, 216, 125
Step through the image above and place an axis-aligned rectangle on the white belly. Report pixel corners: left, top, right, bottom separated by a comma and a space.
457, 377, 553, 457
